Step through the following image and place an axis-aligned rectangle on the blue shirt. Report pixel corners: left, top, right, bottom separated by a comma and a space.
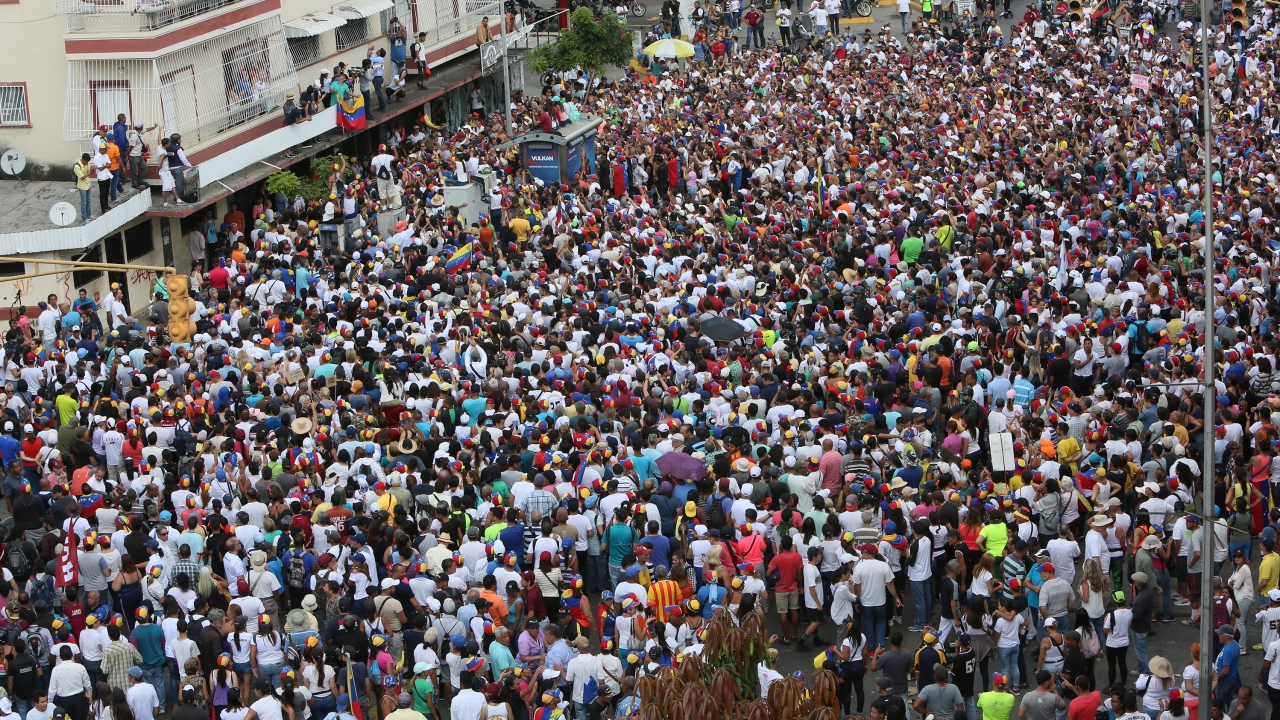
134, 622, 166, 668
545, 640, 576, 684
0, 435, 20, 467
1215, 640, 1239, 683
641, 534, 671, 569
695, 583, 725, 618
629, 453, 655, 480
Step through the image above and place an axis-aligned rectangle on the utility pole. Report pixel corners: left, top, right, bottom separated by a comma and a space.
1197, 2, 1214, 718
499, 13, 513, 135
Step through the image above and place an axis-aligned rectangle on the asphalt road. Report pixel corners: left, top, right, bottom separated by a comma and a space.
757, 570, 1270, 708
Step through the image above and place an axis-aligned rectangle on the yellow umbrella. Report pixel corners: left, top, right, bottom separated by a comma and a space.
642, 38, 696, 57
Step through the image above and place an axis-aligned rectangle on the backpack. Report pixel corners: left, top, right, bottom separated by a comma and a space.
706, 493, 728, 529
1080, 627, 1102, 659
1211, 595, 1238, 639
1134, 321, 1152, 354
6, 544, 29, 579
288, 552, 308, 589
29, 574, 54, 609
25, 628, 48, 666
174, 423, 194, 456
377, 164, 392, 180
582, 676, 599, 705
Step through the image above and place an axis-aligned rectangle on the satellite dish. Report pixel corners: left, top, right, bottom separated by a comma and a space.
49, 202, 77, 227
1, 149, 26, 177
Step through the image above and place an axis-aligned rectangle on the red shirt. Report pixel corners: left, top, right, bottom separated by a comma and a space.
64, 602, 85, 637
1068, 691, 1101, 720
327, 507, 354, 536
767, 550, 804, 593
20, 438, 41, 468
208, 266, 230, 290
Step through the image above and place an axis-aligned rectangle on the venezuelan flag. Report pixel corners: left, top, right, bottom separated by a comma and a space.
445, 242, 473, 274
337, 93, 367, 131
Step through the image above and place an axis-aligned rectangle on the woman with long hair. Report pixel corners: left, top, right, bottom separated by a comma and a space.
961, 596, 995, 693
1078, 558, 1109, 641
1158, 688, 1189, 720
209, 653, 236, 719
251, 614, 288, 689
107, 687, 135, 720
958, 501, 985, 592
1073, 607, 1099, 689
114, 555, 143, 620
834, 616, 867, 716
229, 615, 254, 698
276, 666, 310, 720
1136, 657, 1174, 720
220, 688, 249, 720
302, 645, 337, 718
969, 553, 998, 609
199, 566, 231, 612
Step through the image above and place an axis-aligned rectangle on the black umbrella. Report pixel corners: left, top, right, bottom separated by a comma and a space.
698, 316, 747, 343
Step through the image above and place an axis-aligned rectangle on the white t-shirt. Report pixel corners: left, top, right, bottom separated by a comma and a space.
803, 563, 823, 609
250, 695, 285, 720
994, 615, 1024, 648
1104, 608, 1133, 647
127, 682, 160, 720
850, 559, 895, 607
907, 538, 932, 582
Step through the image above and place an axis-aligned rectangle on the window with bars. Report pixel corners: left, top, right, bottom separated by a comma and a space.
73, 245, 104, 289
288, 36, 323, 66
335, 17, 369, 49
0, 85, 29, 126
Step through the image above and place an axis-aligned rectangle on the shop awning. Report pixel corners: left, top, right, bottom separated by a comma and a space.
284, 12, 348, 37
331, 0, 393, 19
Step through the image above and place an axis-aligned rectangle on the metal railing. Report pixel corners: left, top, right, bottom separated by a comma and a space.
413, 0, 501, 54
55, 0, 255, 32
64, 16, 298, 147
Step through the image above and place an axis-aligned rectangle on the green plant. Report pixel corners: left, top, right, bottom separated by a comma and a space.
265, 170, 302, 198
528, 6, 633, 99
637, 614, 841, 720
298, 155, 344, 201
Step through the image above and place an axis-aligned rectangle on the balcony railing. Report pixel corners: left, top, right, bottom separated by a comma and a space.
54, 0, 261, 32
64, 16, 299, 148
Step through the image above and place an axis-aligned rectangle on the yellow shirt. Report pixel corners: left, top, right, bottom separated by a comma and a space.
74, 161, 94, 191
978, 522, 1009, 557
55, 395, 79, 427
1057, 436, 1082, 475
1260, 552, 1280, 595
509, 217, 531, 243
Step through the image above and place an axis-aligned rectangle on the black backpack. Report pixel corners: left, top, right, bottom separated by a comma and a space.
288, 551, 308, 590
1134, 321, 1152, 354
5, 544, 29, 580
25, 628, 48, 667
706, 493, 728, 529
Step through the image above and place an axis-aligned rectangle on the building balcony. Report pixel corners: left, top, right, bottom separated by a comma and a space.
55, 0, 270, 34
63, 15, 298, 149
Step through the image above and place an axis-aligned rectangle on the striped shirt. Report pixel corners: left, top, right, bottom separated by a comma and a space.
1000, 554, 1027, 599
649, 579, 683, 622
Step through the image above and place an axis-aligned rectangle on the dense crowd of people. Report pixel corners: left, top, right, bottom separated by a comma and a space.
12, 2, 1280, 720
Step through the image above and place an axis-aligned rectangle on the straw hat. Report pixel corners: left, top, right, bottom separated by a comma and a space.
1149, 656, 1173, 679
291, 417, 314, 435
